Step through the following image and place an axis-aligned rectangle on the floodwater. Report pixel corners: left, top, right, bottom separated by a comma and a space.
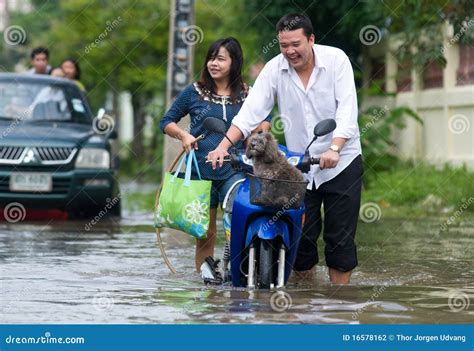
1, 199, 473, 324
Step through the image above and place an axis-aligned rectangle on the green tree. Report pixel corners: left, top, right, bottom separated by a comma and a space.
7, 0, 169, 165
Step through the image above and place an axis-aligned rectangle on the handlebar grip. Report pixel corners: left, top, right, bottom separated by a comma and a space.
205, 158, 231, 163
311, 157, 320, 164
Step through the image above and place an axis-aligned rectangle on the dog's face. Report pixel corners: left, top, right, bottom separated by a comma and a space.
246, 132, 276, 159
246, 132, 268, 158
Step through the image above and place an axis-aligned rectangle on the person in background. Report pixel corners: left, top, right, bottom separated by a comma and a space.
50, 67, 65, 78
27, 47, 51, 75
28, 67, 69, 120
61, 58, 85, 91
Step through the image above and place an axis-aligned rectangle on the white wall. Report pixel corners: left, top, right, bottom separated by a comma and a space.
364, 24, 474, 169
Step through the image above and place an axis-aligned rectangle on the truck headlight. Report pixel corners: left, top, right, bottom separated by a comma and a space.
75, 148, 110, 169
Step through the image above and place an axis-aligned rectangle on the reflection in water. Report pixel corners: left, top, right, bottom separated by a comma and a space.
0, 212, 472, 324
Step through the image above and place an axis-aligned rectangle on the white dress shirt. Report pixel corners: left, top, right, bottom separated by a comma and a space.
232, 44, 361, 190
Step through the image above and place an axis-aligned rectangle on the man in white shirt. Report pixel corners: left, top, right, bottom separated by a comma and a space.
208, 14, 363, 284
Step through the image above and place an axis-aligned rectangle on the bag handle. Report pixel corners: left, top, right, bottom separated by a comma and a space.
184, 149, 202, 186
192, 150, 202, 180
171, 153, 187, 183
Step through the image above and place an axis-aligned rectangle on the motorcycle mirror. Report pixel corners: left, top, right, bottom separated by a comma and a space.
313, 119, 336, 137
306, 119, 337, 151
203, 117, 226, 134
203, 117, 236, 148
96, 107, 105, 119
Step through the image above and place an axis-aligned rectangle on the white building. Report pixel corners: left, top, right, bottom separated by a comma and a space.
364, 23, 474, 169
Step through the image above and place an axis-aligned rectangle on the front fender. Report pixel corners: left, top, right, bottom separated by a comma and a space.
245, 216, 290, 247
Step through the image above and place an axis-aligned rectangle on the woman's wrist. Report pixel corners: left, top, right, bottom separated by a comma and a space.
176, 129, 187, 140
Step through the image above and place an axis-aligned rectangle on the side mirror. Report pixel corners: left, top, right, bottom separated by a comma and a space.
203, 117, 226, 134
313, 119, 336, 137
306, 119, 337, 151
96, 108, 105, 119
108, 130, 118, 139
202, 117, 235, 148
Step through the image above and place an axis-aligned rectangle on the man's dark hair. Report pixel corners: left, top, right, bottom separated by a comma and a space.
30, 47, 49, 60
276, 13, 313, 39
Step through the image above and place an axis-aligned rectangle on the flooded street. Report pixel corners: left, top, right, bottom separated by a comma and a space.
1, 202, 473, 324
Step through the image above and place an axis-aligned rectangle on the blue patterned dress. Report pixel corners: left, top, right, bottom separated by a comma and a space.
160, 82, 271, 180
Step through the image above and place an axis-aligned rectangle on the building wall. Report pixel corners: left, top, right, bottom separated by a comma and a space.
364, 23, 474, 169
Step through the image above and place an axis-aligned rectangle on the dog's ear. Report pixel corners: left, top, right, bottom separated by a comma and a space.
262, 133, 280, 163
265, 133, 276, 144
245, 135, 253, 159
245, 146, 252, 159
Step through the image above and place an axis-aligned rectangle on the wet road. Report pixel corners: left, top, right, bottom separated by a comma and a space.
1, 210, 473, 324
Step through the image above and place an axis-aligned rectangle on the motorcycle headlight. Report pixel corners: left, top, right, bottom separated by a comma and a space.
75, 148, 110, 169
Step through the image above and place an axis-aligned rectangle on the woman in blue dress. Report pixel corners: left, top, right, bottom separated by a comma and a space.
160, 37, 271, 271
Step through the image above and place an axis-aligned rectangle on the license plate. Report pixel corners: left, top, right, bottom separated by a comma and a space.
9, 172, 52, 192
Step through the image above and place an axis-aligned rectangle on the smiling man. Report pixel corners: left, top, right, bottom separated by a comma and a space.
207, 13, 363, 284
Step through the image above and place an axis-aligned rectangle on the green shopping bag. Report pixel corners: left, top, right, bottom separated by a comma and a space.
154, 149, 212, 239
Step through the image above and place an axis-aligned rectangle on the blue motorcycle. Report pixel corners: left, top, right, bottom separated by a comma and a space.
203, 118, 336, 289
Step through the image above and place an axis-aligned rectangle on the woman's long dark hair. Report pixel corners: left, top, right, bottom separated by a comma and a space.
198, 37, 245, 102
61, 58, 81, 80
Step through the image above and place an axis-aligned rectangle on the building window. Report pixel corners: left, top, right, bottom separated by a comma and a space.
457, 43, 474, 86
423, 60, 443, 89
396, 61, 412, 92
369, 58, 386, 93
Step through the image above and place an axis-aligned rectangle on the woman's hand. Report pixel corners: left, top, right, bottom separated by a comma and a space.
179, 130, 198, 153
207, 147, 229, 169
163, 123, 199, 153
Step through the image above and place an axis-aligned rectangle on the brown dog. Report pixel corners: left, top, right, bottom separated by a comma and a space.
245, 132, 306, 208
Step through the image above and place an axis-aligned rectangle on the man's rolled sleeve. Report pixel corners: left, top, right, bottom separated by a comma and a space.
333, 56, 359, 139
232, 64, 276, 138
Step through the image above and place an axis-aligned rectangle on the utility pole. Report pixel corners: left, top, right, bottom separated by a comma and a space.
163, 0, 195, 172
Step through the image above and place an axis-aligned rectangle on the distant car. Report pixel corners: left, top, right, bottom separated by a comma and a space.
0, 73, 120, 218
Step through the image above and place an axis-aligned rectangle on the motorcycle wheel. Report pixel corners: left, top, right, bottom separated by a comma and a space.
258, 239, 278, 289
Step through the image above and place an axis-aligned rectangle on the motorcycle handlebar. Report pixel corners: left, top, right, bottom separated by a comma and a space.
205, 154, 321, 168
